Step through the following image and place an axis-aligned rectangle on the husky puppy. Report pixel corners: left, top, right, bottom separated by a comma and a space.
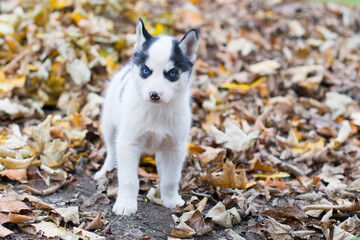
94, 19, 199, 216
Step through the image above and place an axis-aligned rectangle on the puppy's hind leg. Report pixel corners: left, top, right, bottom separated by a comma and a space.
94, 124, 117, 180
156, 145, 186, 209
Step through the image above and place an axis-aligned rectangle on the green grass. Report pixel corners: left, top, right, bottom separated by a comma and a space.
310, 0, 360, 5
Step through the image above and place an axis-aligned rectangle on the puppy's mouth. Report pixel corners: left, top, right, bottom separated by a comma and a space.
149, 99, 162, 104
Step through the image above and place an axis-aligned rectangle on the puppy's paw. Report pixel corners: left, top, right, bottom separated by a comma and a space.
112, 198, 137, 216
93, 169, 106, 181
162, 195, 185, 209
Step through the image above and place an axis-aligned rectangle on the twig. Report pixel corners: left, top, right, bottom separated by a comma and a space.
19, 176, 77, 196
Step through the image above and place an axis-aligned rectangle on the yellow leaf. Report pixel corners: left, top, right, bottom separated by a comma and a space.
72, 112, 85, 128
292, 138, 325, 156
70, 13, 86, 25
4, 155, 35, 169
253, 172, 290, 180
188, 0, 202, 3
140, 156, 156, 166
34, 6, 49, 27
218, 64, 232, 75
293, 127, 302, 141
152, 23, 164, 36
0, 71, 26, 97
49, 0, 74, 10
221, 76, 267, 91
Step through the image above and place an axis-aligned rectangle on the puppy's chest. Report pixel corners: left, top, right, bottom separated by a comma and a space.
141, 130, 174, 151
140, 115, 178, 151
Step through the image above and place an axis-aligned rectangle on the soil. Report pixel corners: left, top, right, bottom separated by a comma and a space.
4, 171, 222, 240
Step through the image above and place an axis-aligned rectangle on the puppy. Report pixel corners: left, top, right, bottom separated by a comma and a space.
94, 18, 199, 216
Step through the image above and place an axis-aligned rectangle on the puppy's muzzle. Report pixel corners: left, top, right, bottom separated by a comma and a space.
149, 91, 161, 101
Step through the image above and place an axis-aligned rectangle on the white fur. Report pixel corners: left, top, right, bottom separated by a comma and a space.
94, 22, 198, 216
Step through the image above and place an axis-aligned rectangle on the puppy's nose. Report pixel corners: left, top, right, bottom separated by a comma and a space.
149, 91, 160, 101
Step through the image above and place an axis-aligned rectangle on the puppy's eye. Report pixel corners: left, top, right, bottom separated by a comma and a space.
142, 68, 149, 74
140, 66, 151, 78
168, 69, 178, 77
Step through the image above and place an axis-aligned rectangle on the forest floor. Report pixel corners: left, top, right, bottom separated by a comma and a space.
1, 0, 360, 239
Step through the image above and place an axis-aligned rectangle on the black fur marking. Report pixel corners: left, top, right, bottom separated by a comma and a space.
132, 37, 159, 67
139, 18, 152, 41
119, 68, 131, 102
170, 39, 193, 73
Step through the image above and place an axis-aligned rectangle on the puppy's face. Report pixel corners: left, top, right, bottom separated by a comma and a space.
132, 19, 199, 104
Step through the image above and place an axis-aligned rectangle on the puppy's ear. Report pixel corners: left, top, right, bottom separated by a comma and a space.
179, 29, 199, 63
134, 18, 152, 51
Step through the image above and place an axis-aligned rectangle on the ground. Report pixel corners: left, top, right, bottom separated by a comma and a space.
1, 0, 360, 239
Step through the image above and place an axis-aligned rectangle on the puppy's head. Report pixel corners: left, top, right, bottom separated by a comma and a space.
132, 18, 199, 104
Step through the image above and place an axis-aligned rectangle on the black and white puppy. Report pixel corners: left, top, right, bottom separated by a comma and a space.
94, 19, 199, 215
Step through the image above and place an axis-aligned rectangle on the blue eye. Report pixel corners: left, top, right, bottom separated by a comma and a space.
142, 68, 149, 74
140, 66, 151, 78
169, 69, 178, 77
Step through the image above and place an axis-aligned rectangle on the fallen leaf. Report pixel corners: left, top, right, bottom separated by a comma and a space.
226, 38, 256, 56
145, 187, 163, 206
205, 202, 241, 228
253, 172, 290, 180
210, 120, 259, 152
250, 158, 276, 173
32, 221, 66, 238
266, 217, 292, 240
59, 227, 106, 240
0, 198, 31, 214
55, 206, 79, 225
200, 161, 248, 189
249, 60, 280, 75
85, 210, 104, 231
0, 225, 14, 238
66, 58, 91, 86
220, 76, 267, 91
197, 146, 226, 167
0, 169, 27, 181
169, 221, 196, 238
325, 92, 354, 120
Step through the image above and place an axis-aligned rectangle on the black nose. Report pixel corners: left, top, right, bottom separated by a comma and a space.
150, 91, 160, 101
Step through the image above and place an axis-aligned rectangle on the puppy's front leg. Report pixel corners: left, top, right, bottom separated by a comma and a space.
156, 145, 186, 209
113, 140, 141, 216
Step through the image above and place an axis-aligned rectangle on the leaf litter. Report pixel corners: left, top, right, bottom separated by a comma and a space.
1, 0, 360, 239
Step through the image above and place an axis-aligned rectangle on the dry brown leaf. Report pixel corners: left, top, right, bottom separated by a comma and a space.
0, 169, 27, 181
85, 210, 104, 231
8, 213, 34, 223
250, 158, 276, 173
55, 206, 79, 225
0, 198, 31, 214
205, 202, 241, 228
266, 217, 292, 240
0, 224, 14, 238
197, 146, 226, 167
200, 161, 248, 189
169, 221, 196, 239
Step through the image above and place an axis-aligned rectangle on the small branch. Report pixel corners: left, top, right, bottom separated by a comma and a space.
19, 176, 77, 196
